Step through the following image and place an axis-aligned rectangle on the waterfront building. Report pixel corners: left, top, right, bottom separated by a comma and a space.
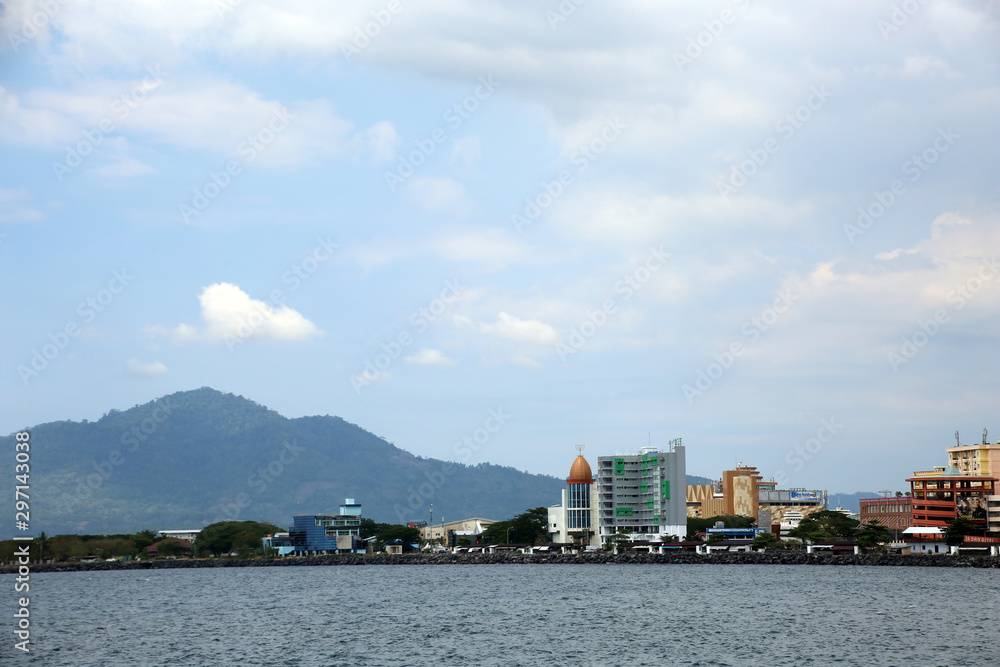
989, 494, 1000, 538
686, 464, 826, 527
421, 518, 496, 545
907, 467, 997, 530
267, 498, 367, 555
859, 496, 912, 533
548, 446, 599, 546
597, 440, 687, 545
946, 429, 1000, 477
156, 529, 201, 542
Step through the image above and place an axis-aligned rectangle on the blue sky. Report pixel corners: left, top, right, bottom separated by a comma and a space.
1, 0, 998, 494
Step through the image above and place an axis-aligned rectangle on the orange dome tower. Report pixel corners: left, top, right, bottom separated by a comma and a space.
568, 452, 594, 484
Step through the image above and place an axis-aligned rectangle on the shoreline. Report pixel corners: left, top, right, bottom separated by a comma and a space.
3, 550, 999, 573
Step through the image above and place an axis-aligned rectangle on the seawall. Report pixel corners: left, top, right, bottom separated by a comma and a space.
3, 550, 999, 573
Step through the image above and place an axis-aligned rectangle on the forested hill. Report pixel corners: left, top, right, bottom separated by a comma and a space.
1, 388, 717, 536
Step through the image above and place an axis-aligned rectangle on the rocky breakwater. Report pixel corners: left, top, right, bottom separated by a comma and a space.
4, 550, 998, 574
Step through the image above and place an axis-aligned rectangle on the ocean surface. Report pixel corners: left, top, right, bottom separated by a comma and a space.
2, 563, 997, 666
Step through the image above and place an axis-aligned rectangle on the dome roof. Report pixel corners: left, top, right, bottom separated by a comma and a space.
568, 455, 594, 484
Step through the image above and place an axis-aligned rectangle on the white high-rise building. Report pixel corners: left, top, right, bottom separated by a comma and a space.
597, 441, 687, 545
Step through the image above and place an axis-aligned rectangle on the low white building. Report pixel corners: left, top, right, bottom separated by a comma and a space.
157, 529, 201, 542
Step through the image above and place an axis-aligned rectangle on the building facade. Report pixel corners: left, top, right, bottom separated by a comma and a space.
859, 496, 912, 532
946, 430, 1000, 477
597, 441, 686, 544
548, 448, 599, 546
267, 498, 366, 555
907, 467, 997, 529
421, 518, 495, 545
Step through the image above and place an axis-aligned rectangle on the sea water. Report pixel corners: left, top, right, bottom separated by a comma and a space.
2, 563, 996, 666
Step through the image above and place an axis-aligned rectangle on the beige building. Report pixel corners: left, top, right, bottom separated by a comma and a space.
947, 430, 1000, 477
421, 518, 495, 543
687, 464, 827, 526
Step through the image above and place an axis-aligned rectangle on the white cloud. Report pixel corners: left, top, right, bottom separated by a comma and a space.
365, 120, 398, 163
405, 348, 456, 366
450, 136, 480, 170
126, 358, 168, 377
474, 311, 559, 345
406, 176, 474, 214
0, 188, 44, 223
152, 282, 322, 343
0, 77, 363, 168
427, 227, 530, 269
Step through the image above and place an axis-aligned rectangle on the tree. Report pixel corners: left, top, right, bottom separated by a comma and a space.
374, 525, 421, 551
608, 526, 631, 552
686, 515, 755, 541
156, 540, 187, 558
131, 529, 159, 554
944, 516, 978, 546
456, 537, 472, 547
479, 507, 549, 544
194, 521, 282, 557
753, 532, 781, 550
855, 521, 891, 552
787, 510, 860, 544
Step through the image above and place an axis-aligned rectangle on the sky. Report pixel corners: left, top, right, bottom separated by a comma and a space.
1, 0, 998, 495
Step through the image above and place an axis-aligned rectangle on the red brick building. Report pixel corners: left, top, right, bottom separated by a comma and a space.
859, 496, 912, 532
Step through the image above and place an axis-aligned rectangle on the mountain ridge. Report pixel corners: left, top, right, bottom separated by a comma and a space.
3, 387, 718, 536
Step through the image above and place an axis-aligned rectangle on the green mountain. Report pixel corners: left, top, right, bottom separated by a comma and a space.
1, 388, 713, 536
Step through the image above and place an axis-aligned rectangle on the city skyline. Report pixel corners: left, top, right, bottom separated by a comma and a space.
2, 1, 998, 494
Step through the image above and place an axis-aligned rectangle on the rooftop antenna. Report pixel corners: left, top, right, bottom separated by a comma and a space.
983, 428, 988, 446
878, 489, 892, 498
955, 430, 961, 446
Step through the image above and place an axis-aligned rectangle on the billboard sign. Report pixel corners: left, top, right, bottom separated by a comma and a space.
955, 492, 988, 521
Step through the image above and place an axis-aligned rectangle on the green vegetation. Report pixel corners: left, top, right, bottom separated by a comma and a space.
479, 507, 549, 544
944, 516, 978, 546
2, 528, 161, 562
193, 521, 282, 557
855, 521, 892, 551
752, 532, 783, 550
0, 388, 567, 535
787, 510, 860, 544
686, 514, 754, 540
359, 519, 421, 551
